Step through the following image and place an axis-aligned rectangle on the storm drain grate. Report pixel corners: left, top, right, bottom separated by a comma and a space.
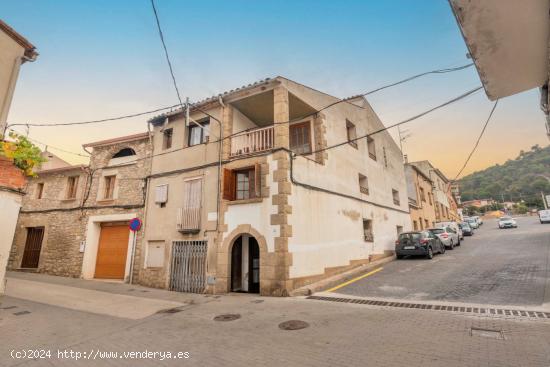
470, 327, 505, 340
306, 296, 550, 321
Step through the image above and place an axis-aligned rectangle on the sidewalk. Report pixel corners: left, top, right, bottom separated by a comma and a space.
2, 272, 550, 366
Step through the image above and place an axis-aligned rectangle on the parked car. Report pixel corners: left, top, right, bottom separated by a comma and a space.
435, 221, 463, 240
472, 216, 483, 225
539, 209, 550, 224
428, 226, 460, 249
498, 216, 517, 229
465, 217, 479, 229
460, 222, 473, 236
395, 231, 445, 260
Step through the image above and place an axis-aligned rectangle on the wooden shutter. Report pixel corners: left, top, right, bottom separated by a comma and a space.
179, 179, 202, 232
254, 163, 261, 198
223, 168, 235, 201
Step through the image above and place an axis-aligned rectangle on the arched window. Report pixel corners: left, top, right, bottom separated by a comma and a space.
112, 148, 136, 158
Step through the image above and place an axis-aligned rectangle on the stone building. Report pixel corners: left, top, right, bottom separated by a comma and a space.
9, 133, 151, 283
408, 161, 459, 223
405, 163, 437, 230
140, 77, 411, 296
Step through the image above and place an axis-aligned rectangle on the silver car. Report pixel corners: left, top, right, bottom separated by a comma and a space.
428, 226, 460, 250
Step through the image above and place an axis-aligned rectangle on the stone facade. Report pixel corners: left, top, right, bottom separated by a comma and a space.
405, 163, 437, 230
8, 134, 151, 282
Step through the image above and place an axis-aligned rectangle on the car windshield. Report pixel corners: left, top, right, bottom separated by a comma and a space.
500, 216, 511, 221
399, 233, 421, 241
429, 228, 444, 234
461, 223, 470, 228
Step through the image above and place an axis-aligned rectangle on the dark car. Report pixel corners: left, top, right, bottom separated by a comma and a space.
459, 222, 473, 236
395, 231, 445, 260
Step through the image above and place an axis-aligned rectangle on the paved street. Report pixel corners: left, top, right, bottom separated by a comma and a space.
1, 275, 550, 367
333, 216, 550, 308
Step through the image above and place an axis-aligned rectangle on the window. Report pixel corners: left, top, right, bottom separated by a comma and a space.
424, 219, 429, 229
363, 219, 373, 242
178, 179, 202, 232
358, 174, 369, 195
419, 187, 426, 202
112, 148, 136, 158
188, 119, 210, 146
163, 128, 173, 150
223, 164, 261, 201
383, 147, 388, 167
289, 121, 311, 154
66, 176, 79, 199
419, 217, 424, 230
392, 189, 400, 206
36, 183, 44, 199
346, 120, 357, 148
103, 175, 116, 199
428, 192, 433, 205
413, 220, 418, 231
367, 136, 376, 160
155, 184, 168, 206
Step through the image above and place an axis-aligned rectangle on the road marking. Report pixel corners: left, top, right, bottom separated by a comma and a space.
326, 267, 383, 292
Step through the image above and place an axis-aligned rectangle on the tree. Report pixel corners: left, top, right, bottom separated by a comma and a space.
0, 132, 46, 176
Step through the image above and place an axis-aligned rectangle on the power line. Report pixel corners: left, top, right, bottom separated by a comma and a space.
4, 63, 474, 132
452, 100, 499, 181
300, 86, 483, 157
7, 129, 90, 158
150, 0, 185, 109
5, 104, 180, 130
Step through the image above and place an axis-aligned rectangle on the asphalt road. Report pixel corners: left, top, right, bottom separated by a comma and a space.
334, 216, 550, 307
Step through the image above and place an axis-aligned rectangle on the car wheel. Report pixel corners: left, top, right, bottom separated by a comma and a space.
426, 247, 433, 259
457, 238, 461, 246
440, 243, 446, 254
449, 240, 454, 250
396, 254, 403, 259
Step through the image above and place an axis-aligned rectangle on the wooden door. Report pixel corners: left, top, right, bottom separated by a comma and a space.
94, 225, 130, 279
21, 227, 45, 268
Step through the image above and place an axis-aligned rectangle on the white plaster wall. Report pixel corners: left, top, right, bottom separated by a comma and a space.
0, 30, 25, 129
81, 213, 136, 281
224, 157, 279, 252
282, 78, 411, 279
232, 107, 257, 133
0, 191, 22, 293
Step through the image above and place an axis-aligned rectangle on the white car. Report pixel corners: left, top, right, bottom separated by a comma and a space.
498, 216, 517, 229
539, 210, 550, 224
428, 226, 460, 250
435, 221, 463, 240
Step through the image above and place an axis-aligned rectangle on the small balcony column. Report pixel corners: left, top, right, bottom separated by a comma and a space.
273, 86, 289, 149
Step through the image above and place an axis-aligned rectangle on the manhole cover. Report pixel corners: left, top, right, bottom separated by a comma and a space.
470, 327, 505, 340
214, 314, 241, 321
279, 320, 309, 330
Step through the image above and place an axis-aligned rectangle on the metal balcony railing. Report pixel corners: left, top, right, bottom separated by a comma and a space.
230, 126, 274, 157
176, 207, 201, 233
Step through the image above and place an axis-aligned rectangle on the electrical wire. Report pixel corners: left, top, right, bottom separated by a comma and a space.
452, 100, 499, 181
300, 86, 484, 157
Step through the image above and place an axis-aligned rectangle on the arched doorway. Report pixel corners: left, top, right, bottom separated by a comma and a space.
230, 234, 260, 293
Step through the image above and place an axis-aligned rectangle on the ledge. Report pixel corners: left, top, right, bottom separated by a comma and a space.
227, 197, 263, 205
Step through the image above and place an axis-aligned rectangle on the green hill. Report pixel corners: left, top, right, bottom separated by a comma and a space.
459, 144, 550, 207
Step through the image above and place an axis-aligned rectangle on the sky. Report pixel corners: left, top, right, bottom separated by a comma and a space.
2, 0, 548, 178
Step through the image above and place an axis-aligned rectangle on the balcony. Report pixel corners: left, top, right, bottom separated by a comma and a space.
230, 126, 274, 157
177, 207, 201, 233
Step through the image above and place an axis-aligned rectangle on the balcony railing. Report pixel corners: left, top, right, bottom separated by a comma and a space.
230, 126, 274, 157
177, 207, 201, 233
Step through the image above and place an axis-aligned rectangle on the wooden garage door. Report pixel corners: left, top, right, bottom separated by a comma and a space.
95, 225, 130, 279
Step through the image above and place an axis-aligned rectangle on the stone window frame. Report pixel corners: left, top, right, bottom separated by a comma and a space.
363, 219, 374, 242
36, 182, 44, 199
65, 176, 80, 200
346, 119, 358, 149
162, 128, 173, 150
96, 171, 119, 202
392, 189, 400, 206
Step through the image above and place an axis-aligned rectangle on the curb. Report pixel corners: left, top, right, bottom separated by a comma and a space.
289, 255, 395, 297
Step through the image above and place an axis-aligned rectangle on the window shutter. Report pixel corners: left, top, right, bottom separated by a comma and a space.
254, 163, 261, 198
155, 184, 168, 204
223, 168, 235, 201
